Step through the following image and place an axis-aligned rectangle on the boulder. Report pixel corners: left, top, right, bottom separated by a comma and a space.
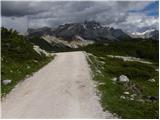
3, 79, 12, 85
118, 75, 129, 82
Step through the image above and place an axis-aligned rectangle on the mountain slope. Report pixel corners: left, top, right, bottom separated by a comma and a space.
27, 21, 131, 42
1, 27, 53, 96
54, 21, 131, 41
131, 29, 159, 40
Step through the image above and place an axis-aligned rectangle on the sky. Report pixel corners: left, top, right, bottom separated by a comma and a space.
1, 0, 159, 33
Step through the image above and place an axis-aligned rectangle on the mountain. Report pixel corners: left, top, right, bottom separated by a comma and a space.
27, 21, 131, 41
27, 27, 54, 37
42, 35, 94, 49
131, 29, 159, 40
53, 21, 131, 41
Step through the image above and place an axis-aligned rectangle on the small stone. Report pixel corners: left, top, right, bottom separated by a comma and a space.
137, 99, 145, 103
130, 98, 134, 100
33, 60, 38, 63
111, 77, 117, 82
26, 75, 30, 78
96, 69, 101, 74
3, 79, 12, 85
148, 79, 155, 82
130, 94, 137, 98
120, 95, 126, 99
27, 66, 30, 69
123, 91, 130, 95
118, 75, 129, 82
98, 83, 105, 85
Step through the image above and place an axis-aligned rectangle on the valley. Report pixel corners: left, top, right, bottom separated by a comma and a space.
1, 21, 159, 119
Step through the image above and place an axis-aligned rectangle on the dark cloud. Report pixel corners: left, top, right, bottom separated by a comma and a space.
2, 1, 35, 17
1, 1, 55, 17
1, 1, 158, 33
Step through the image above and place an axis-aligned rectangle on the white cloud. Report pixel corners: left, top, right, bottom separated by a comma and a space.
110, 13, 159, 33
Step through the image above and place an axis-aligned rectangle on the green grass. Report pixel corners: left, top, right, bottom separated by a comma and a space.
87, 53, 159, 119
1, 57, 53, 97
53, 38, 159, 118
1, 27, 54, 96
77, 39, 159, 63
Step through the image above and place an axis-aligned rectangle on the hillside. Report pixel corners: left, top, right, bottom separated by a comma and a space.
131, 29, 159, 40
1, 27, 53, 96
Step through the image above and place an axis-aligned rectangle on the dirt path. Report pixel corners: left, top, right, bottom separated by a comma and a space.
2, 51, 114, 118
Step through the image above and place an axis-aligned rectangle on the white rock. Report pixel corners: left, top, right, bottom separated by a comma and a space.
148, 79, 156, 82
120, 95, 126, 99
3, 79, 12, 85
98, 83, 105, 85
130, 94, 137, 98
118, 75, 129, 82
130, 98, 134, 101
123, 91, 130, 95
27, 66, 30, 69
111, 77, 117, 82
96, 69, 102, 74
33, 60, 38, 63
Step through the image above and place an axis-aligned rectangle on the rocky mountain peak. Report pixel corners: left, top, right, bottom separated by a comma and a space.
53, 21, 131, 41
131, 29, 159, 40
27, 21, 131, 41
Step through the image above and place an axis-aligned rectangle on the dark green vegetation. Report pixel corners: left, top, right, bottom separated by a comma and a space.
81, 40, 159, 118
80, 39, 159, 63
1, 27, 53, 96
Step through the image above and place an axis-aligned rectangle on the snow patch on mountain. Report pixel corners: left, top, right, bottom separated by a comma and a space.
131, 29, 159, 40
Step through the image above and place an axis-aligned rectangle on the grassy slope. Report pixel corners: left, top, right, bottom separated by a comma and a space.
79, 39, 159, 118
1, 28, 53, 96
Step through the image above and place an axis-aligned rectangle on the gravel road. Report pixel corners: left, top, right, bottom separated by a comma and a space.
2, 51, 115, 118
